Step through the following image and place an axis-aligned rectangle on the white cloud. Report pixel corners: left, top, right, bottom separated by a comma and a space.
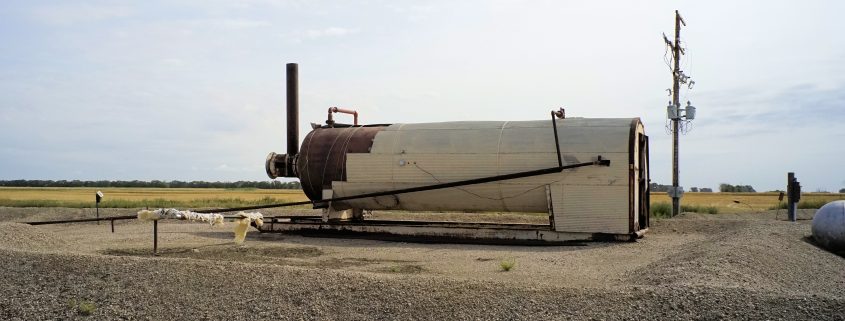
216, 19, 272, 29
30, 3, 133, 25
304, 27, 358, 38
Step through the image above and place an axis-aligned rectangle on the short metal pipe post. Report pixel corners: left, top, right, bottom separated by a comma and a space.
787, 172, 799, 222
153, 220, 158, 256
110, 219, 115, 233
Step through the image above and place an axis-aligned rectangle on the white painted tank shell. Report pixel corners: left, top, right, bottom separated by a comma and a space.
812, 200, 845, 250
327, 118, 648, 234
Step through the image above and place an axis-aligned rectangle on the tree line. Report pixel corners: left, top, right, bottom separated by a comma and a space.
0, 180, 301, 189
650, 183, 713, 193
718, 183, 756, 193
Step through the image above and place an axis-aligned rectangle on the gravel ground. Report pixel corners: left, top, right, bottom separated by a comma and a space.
0, 207, 843, 320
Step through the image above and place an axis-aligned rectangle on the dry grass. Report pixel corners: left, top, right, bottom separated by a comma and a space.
1, 187, 842, 214
0, 187, 309, 209
651, 192, 845, 214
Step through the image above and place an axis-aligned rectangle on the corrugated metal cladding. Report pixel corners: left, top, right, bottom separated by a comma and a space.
330, 118, 645, 234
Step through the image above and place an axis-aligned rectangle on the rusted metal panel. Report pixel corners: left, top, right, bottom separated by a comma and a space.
297, 126, 387, 201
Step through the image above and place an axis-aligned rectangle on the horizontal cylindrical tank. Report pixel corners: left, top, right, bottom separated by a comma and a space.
812, 200, 845, 251
294, 118, 646, 234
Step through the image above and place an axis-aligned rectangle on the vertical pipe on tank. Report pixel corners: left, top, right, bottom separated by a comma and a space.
286, 63, 299, 156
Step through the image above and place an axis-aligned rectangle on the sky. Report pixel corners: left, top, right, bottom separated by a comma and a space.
1, 0, 844, 192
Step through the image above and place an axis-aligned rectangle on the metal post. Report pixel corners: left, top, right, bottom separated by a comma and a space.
787, 172, 799, 222
153, 220, 158, 256
286, 63, 299, 156
110, 219, 115, 233
96, 202, 100, 225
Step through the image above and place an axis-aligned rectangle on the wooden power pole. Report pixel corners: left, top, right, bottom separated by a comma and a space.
664, 10, 687, 217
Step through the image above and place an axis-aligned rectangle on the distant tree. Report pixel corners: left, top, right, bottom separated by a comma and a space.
690, 187, 699, 192
650, 182, 670, 192
700, 188, 713, 193
720, 183, 756, 193
840, 188, 845, 193
0, 180, 301, 190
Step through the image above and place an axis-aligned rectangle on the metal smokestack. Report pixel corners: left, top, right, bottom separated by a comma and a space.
286, 63, 299, 156
265, 63, 300, 179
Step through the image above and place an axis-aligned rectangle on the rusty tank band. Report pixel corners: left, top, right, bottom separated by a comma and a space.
296, 125, 388, 200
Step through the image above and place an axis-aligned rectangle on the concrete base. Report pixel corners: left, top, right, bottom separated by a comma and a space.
258, 217, 645, 245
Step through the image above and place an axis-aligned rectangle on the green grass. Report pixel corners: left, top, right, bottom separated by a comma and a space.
499, 259, 516, 272
68, 299, 96, 316
651, 202, 718, 218
770, 199, 838, 210
650, 203, 672, 218
0, 196, 297, 209
681, 204, 719, 214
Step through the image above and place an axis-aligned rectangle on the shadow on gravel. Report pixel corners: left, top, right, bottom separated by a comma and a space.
104, 244, 324, 259
188, 230, 610, 254
802, 236, 845, 259
101, 244, 424, 272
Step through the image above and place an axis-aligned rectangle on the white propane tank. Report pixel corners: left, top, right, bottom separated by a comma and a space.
811, 200, 845, 251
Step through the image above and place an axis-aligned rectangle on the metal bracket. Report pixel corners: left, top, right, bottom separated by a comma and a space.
667, 186, 684, 198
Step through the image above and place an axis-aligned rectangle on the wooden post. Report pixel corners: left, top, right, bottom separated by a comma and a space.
670, 10, 685, 217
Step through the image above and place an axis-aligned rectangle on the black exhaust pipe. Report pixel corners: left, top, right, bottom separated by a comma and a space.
265, 63, 300, 179
286, 63, 299, 156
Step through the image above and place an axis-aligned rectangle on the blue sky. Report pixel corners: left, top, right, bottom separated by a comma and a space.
1, 1, 843, 192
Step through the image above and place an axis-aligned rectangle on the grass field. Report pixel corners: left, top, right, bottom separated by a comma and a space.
0, 187, 842, 214
650, 192, 844, 215
0, 187, 309, 209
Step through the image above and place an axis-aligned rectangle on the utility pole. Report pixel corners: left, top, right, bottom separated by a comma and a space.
663, 10, 691, 217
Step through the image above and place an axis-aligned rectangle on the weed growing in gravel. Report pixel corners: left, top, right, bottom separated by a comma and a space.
651, 203, 672, 218
770, 198, 840, 210
651, 202, 718, 217
68, 299, 96, 316
499, 259, 516, 272
681, 204, 719, 214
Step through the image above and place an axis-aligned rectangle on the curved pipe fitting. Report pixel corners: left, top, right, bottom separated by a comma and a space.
326, 107, 359, 126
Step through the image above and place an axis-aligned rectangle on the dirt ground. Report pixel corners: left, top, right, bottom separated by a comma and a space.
0, 207, 843, 320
